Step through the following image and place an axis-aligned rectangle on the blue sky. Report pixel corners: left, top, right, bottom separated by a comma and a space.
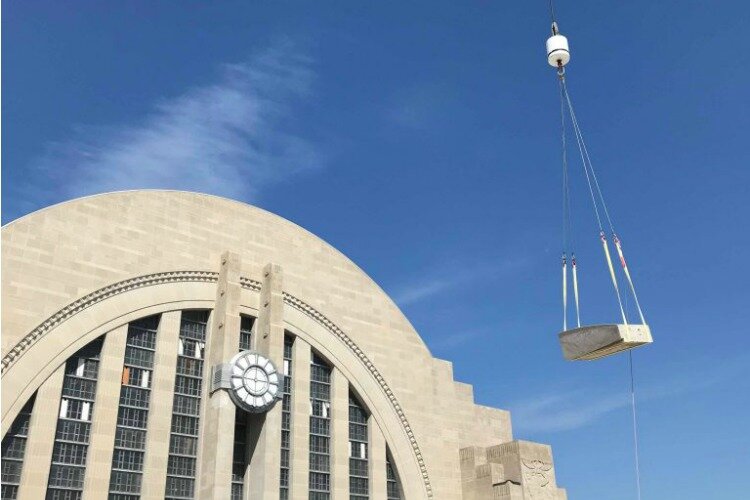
4, 1, 749, 498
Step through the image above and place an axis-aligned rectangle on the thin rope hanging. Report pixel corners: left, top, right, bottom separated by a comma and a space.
628, 351, 643, 500
559, 65, 649, 326
615, 235, 646, 324
545, 8, 648, 500
560, 73, 580, 330
572, 253, 580, 328
562, 253, 568, 331
561, 73, 568, 331
562, 81, 604, 232
562, 79, 629, 324
560, 71, 646, 500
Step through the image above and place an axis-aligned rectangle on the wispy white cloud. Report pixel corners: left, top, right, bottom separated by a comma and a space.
510, 390, 630, 434
394, 279, 453, 305
393, 257, 529, 306
18, 40, 321, 212
508, 354, 749, 434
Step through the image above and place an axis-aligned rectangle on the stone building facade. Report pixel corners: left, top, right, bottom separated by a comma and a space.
1, 191, 567, 499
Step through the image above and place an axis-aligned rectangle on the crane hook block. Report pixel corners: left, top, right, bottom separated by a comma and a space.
546, 34, 570, 67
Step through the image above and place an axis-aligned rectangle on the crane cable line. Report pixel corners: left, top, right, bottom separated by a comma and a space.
560, 75, 579, 331
561, 75, 647, 325
547, 3, 644, 499
561, 78, 628, 325
559, 60, 644, 500
564, 77, 647, 326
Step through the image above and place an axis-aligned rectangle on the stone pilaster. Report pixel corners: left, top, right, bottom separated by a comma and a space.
289, 338, 311, 498
368, 418, 387, 499
330, 366, 349, 500
17, 364, 65, 500
82, 324, 128, 496
253, 263, 284, 362
141, 311, 181, 499
246, 263, 284, 498
198, 252, 242, 499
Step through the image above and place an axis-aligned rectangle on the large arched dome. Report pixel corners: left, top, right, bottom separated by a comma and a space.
1, 191, 567, 500
2, 190, 430, 360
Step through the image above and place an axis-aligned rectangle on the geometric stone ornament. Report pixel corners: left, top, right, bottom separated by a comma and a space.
460, 441, 567, 500
559, 323, 653, 361
212, 351, 283, 413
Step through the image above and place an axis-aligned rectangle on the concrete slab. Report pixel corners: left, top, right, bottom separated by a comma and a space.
558, 324, 652, 361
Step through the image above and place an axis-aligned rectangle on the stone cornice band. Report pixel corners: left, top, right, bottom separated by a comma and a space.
1, 270, 219, 373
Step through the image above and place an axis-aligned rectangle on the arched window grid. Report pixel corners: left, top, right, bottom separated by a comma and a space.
164, 310, 208, 500
3, 311, 410, 500
108, 315, 160, 498
46, 337, 104, 499
279, 333, 294, 500
386, 448, 402, 500
348, 391, 369, 500
309, 352, 331, 500
1, 395, 36, 499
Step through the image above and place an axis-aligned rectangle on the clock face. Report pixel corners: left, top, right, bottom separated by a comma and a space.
228, 351, 282, 413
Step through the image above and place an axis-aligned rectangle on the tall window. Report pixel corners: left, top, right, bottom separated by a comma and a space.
348, 393, 369, 500
239, 315, 253, 352
386, 449, 402, 500
165, 310, 208, 500
1, 395, 36, 499
47, 337, 104, 500
108, 315, 160, 499
280, 334, 293, 499
232, 315, 254, 500
309, 353, 331, 500
231, 414, 247, 500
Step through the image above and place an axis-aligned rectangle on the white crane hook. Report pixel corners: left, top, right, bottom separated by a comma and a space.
546, 21, 570, 68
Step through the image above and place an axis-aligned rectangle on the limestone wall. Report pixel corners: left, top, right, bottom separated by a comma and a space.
2, 191, 565, 499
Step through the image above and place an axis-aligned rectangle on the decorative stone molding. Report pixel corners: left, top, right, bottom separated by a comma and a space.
2, 271, 432, 497
523, 459, 553, 489
1, 270, 219, 374
279, 290, 433, 497
239, 276, 262, 292
463, 441, 564, 500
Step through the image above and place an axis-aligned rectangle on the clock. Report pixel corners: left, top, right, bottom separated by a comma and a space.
225, 351, 283, 413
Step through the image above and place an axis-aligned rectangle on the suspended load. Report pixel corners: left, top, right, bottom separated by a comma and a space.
560, 324, 652, 361
546, 18, 653, 361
